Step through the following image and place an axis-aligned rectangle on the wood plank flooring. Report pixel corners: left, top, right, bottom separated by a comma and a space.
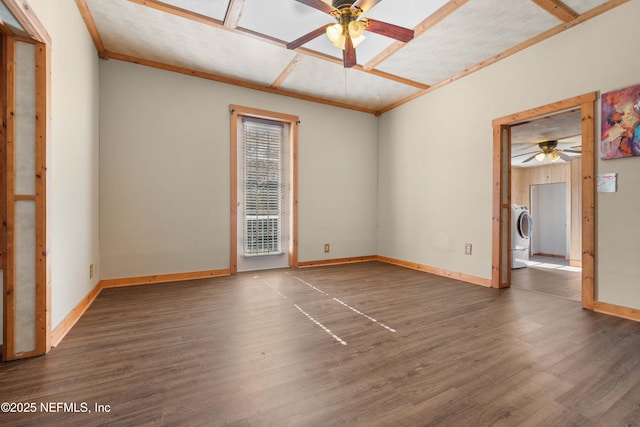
511, 256, 582, 302
1, 261, 640, 426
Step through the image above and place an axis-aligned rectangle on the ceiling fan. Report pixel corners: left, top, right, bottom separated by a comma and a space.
513, 140, 582, 163
286, 0, 415, 68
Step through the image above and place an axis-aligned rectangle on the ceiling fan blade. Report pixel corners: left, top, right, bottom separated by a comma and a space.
286, 25, 330, 50
560, 149, 582, 154
343, 34, 356, 68
351, 0, 382, 14
294, 0, 336, 14
522, 153, 539, 163
364, 18, 414, 42
557, 151, 573, 161
511, 150, 539, 158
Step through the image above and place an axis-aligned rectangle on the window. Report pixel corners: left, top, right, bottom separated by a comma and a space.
242, 118, 284, 256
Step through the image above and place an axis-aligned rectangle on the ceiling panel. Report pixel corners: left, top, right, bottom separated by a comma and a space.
562, 0, 610, 14
511, 110, 582, 144
239, 0, 344, 61
279, 55, 421, 111
362, 0, 449, 28
239, 0, 330, 42
88, 0, 297, 85
377, 0, 561, 84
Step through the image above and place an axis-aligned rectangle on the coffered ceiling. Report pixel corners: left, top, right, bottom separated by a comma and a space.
69, 1, 625, 114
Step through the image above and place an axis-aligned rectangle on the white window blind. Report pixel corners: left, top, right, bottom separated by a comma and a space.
243, 118, 284, 256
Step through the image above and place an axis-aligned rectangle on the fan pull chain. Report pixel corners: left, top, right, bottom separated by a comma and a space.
344, 68, 347, 98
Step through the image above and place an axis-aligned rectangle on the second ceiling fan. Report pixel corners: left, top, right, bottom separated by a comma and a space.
513, 140, 582, 163
287, 0, 415, 68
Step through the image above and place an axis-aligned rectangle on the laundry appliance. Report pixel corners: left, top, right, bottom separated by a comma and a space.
512, 204, 532, 269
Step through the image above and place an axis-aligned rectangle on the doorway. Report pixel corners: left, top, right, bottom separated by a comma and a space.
531, 182, 567, 258
492, 93, 596, 309
229, 105, 298, 274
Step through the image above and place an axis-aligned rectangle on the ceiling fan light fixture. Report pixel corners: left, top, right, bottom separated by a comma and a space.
326, 21, 366, 50
549, 151, 560, 162
351, 33, 366, 48
348, 20, 366, 48
348, 20, 366, 38
326, 23, 343, 43
535, 152, 546, 162
332, 36, 346, 49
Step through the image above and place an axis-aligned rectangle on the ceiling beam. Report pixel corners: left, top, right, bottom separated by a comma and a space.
128, 0, 225, 28
224, 0, 245, 29
74, 0, 107, 57
531, 0, 578, 22
364, 0, 469, 71
2, 0, 50, 43
365, 68, 429, 90
271, 53, 304, 89
294, 46, 428, 89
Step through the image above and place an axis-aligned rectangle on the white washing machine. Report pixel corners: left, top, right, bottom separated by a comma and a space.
512, 204, 532, 269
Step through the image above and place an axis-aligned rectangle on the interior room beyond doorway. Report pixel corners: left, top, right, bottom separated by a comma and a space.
509, 109, 583, 302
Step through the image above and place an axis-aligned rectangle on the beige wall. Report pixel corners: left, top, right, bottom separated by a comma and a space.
26, 0, 101, 330
99, 60, 378, 279
378, 0, 640, 308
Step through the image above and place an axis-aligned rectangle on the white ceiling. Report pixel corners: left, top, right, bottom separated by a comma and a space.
75, 0, 620, 114
511, 109, 582, 168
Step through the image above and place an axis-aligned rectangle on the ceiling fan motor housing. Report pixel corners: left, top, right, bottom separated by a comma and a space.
333, 0, 354, 8
331, 1, 361, 22
539, 140, 558, 152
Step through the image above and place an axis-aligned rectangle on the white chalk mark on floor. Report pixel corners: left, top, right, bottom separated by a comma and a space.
293, 276, 328, 295
333, 298, 396, 333
262, 280, 288, 300
294, 304, 347, 346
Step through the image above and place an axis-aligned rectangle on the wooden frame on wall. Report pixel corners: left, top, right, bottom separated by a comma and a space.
229, 105, 299, 275
1, 0, 51, 361
492, 92, 596, 309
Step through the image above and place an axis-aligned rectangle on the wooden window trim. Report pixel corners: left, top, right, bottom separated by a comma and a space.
229, 105, 299, 274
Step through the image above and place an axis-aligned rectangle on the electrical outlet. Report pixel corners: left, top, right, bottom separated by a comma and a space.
89, 264, 94, 279
324, 243, 330, 253
465, 243, 472, 255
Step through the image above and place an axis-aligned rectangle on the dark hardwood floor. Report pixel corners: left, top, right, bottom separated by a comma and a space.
2, 261, 640, 426
511, 256, 582, 302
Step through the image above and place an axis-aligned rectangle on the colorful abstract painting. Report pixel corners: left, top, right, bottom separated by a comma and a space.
601, 83, 640, 160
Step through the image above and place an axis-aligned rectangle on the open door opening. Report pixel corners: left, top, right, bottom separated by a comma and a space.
492, 93, 596, 310
509, 109, 583, 302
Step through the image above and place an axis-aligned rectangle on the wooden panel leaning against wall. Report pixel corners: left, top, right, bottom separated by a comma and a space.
1, 0, 52, 361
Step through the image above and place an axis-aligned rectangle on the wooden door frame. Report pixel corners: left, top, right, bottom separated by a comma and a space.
491, 92, 596, 309
229, 105, 299, 274
1, 0, 51, 360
